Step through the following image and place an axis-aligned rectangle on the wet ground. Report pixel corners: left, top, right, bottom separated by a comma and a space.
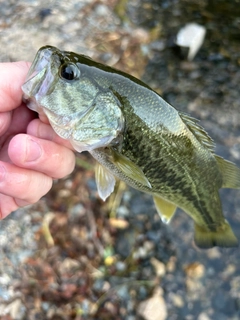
0, 0, 240, 319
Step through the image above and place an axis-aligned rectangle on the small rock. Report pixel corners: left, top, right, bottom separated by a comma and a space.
166, 256, 177, 273
137, 288, 167, 320
198, 312, 211, 320
185, 277, 203, 293
109, 218, 129, 229
144, 240, 155, 252
184, 262, 205, 279
150, 257, 166, 277
175, 23, 206, 60
221, 264, 236, 278
104, 301, 118, 314
132, 28, 150, 43
3, 298, 26, 320
170, 293, 184, 308
207, 247, 222, 259
115, 261, 126, 272
95, 4, 109, 16
58, 258, 80, 275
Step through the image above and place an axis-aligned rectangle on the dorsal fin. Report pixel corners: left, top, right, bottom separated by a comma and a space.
215, 155, 240, 189
179, 112, 215, 152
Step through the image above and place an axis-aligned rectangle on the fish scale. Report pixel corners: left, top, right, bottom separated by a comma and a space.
22, 45, 240, 249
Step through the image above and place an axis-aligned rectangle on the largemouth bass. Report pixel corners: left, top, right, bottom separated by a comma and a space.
22, 45, 240, 249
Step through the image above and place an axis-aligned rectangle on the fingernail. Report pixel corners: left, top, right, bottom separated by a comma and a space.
26, 138, 42, 162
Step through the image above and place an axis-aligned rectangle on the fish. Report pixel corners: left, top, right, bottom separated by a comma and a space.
22, 45, 240, 249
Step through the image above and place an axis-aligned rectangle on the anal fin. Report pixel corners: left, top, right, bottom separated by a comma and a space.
194, 220, 238, 249
153, 195, 177, 224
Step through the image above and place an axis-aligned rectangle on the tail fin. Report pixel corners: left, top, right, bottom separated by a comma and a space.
194, 220, 238, 249
215, 155, 240, 189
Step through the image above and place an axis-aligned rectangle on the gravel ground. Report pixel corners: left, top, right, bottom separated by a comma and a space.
0, 0, 240, 319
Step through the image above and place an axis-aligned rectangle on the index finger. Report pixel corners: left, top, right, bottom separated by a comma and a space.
0, 61, 31, 111
27, 119, 74, 150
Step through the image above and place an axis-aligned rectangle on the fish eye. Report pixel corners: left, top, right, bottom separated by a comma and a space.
59, 63, 80, 81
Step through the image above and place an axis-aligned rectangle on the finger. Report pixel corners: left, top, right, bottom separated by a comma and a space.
0, 105, 36, 161
0, 162, 53, 208
0, 193, 19, 219
8, 134, 75, 179
0, 61, 31, 111
0, 105, 36, 149
0, 193, 33, 220
0, 111, 11, 136
27, 118, 73, 150
9, 104, 37, 135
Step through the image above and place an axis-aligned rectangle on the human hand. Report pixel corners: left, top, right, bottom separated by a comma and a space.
0, 61, 76, 219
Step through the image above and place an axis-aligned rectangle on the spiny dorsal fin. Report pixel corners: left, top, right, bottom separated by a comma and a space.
179, 112, 215, 152
215, 155, 240, 189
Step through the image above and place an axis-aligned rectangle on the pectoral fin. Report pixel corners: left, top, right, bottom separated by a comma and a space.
110, 149, 152, 189
95, 163, 116, 201
215, 155, 240, 189
153, 195, 177, 224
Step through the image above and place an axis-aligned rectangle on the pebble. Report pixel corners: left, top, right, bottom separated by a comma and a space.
207, 247, 222, 259
0, 298, 26, 320
184, 262, 205, 279
137, 288, 167, 320
58, 257, 81, 275
170, 292, 185, 308
95, 4, 109, 16
117, 205, 130, 218
150, 257, 166, 277
167, 259, 177, 273
109, 217, 129, 229
221, 264, 236, 278
197, 312, 212, 320
115, 261, 127, 272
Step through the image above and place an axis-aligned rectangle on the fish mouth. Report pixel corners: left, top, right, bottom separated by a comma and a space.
22, 46, 99, 141
22, 46, 57, 115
